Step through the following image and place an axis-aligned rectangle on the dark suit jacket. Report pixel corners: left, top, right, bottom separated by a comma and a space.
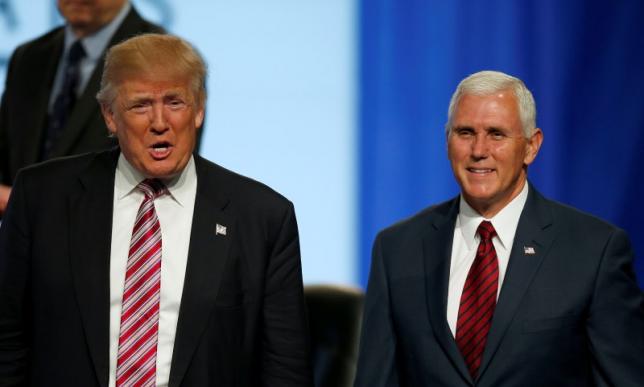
354, 185, 644, 387
0, 149, 313, 386
0, 7, 163, 186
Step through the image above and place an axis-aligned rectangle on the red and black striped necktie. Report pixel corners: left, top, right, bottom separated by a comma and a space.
116, 179, 167, 386
455, 220, 499, 379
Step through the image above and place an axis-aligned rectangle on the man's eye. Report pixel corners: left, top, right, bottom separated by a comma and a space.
129, 103, 149, 112
167, 100, 186, 109
490, 131, 505, 139
456, 129, 474, 137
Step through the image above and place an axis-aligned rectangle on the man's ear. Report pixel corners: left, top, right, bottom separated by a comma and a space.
100, 103, 118, 136
524, 127, 543, 166
194, 107, 205, 129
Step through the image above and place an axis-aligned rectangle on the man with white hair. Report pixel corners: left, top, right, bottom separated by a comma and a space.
354, 70, 644, 386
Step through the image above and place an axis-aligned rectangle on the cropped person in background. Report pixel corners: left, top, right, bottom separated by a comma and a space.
0, 33, 313, 386
355, 70, 644, 386
0, 0, 164, 216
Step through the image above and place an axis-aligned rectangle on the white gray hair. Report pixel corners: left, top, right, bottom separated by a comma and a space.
445, 70, 537, 138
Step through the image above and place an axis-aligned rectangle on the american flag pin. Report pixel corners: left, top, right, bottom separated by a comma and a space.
524, 246, 536, 255
215, 224, 227, 236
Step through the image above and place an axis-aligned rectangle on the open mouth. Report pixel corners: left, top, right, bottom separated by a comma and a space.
149, 141, 172, 159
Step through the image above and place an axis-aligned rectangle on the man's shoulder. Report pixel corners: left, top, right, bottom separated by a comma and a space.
15, 150, 113, 187
195, 156, 293, 210
115, 5, 165, 39
9, 26, 64, 61
536, 191, 622, 236
377, 197, 458, 243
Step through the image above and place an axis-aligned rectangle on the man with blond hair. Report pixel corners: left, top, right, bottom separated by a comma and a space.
355, 70, 644, 386
0, 34, 313, 387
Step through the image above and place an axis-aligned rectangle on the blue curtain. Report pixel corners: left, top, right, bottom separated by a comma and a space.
359, 0, 644, 288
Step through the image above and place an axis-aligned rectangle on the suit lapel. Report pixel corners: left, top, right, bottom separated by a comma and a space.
68, 151, 119, 387
423, 198, 474, 385
477, 185, 556, 379
168, 157, 233, 387
51, 7, 150, 158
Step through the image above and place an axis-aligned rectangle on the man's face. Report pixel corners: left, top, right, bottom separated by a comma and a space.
101, 76, 204, 179
57, 0, 126, 37
447, 91, 542, 217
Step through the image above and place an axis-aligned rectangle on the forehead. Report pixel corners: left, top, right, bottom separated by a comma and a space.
453, 91, 521, 129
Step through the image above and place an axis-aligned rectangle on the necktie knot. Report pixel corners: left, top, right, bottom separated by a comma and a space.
477, 220, 496, 242
68, 40, 86, 64
137, 178, 167, 199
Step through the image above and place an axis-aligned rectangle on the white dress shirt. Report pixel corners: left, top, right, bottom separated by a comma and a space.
109, 154, 197, 387
446, 181, 529, 336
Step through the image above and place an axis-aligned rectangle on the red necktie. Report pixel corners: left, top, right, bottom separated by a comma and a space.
116, 179, 167, 387
455, 220, 499, 379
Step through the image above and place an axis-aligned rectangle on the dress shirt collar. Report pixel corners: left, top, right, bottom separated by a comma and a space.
457, 180, 529, 251
114, 152, 197, 208
63, 1, 131, 61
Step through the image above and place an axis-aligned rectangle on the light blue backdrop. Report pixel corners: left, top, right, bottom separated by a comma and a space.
0, 0, 357, 286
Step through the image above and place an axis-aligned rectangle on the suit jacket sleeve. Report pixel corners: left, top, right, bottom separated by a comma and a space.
0, 45, 19, 186
0, 90, 9, 186
587, 228, 644, 386
354, 233, 400, 387
261, 201, 314, 386
0, 172, 31, 385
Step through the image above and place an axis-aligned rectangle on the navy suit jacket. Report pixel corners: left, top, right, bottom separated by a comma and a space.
355, 185, 644, 386
0, 149, 313, 386
0, 6, 163, 186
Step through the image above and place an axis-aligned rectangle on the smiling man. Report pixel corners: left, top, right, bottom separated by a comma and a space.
0, 34, 313, 387
354, 70, 644, 387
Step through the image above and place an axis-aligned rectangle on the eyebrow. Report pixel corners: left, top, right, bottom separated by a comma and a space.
163, 91, 184, 99
126, 91, 186, 103
452, 125, 509, 132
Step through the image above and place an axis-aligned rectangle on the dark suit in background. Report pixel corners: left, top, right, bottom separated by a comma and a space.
0, 5, 162, 189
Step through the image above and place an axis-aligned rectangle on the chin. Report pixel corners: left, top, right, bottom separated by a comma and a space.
462, 183, 496, 198
141, 164, 178, 179
150, 170, 180, 179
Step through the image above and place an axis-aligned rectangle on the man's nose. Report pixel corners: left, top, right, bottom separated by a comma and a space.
150, 104, 169, 132
471, 134, 489, 158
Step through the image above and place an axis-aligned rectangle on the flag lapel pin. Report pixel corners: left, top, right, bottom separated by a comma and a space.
523, 246, 536, 255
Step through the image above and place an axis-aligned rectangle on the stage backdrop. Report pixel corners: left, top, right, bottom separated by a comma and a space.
1, 1, 642, 288
359, 0, 644, 288
0, 0, 357, 285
